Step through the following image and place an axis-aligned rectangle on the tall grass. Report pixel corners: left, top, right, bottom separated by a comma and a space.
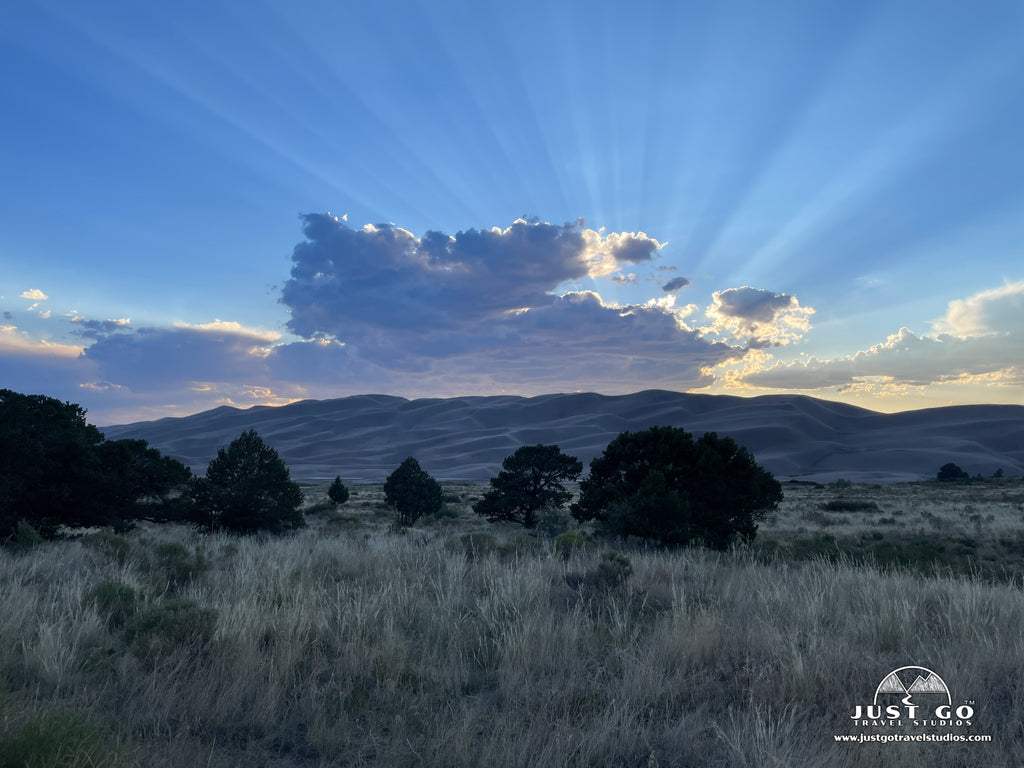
1, 485, 1022, 766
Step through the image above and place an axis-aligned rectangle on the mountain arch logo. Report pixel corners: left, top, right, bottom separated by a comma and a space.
851, 666, 975, 726
874, 666, 951, 707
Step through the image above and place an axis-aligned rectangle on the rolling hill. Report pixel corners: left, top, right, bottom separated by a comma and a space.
100, 390, 1024, 483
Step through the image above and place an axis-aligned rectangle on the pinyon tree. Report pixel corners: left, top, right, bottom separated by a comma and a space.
190, 430, 304, 534
473, 444, 582, 528
384, 457, 442, 526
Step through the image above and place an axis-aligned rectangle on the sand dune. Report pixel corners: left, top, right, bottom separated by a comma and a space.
100, 391, 1024, 483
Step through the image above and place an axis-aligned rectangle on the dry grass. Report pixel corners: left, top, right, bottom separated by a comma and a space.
2, 479, 1023, 766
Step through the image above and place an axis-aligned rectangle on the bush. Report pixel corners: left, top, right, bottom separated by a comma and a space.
328, 476, 350, 505
937, 462, 970, 482
83, 581, 139, 631
473, 444, 582, 528
571, 427, 782, 549
0, 709, 111, 768
190, 430, 304, 534
565, 550, 633, 594
79, 528, 132, 565
123, 597, 217, 661
554, 530, 592, 558
383, 457, 442, 526
148, 542, 209, 590
820, 499, 880, 512
445, 532, 501, 559
13, 521, 44, 548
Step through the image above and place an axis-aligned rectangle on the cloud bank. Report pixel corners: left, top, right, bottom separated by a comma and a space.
734, 280, 1024, 394
13, 214, 1017, 424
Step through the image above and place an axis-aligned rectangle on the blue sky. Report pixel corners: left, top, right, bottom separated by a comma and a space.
2, 0, 1023, 425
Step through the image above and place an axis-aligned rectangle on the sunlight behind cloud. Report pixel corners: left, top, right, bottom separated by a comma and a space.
932, 280, 1024, 338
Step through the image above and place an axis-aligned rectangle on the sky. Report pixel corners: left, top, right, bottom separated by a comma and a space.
2, 0, 1024, 426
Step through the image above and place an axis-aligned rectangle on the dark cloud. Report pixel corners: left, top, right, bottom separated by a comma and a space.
272, 215, 747, 393
662, 277, 690, 292
281, 215, 664, 342
3, 312, 12, 320
83, 325, 272, 390
70, 317, 132, 341
711, 287, 796, 323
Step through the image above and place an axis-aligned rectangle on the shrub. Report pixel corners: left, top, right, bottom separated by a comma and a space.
149, 542, 209, 590
820, 499, 880, 512
383, 457, 442, 526
572, 427, 782, 549
328, 476, 350, 505
554, 529, 593, 559
473, 444, 582, 528
445, 532, 500, 559
565, 550, 633, 594
0, 709, 112, 768
79, 528, 132, 565
83, 580, 139, 631
190, 430, 304, 534
421, 503, 460, 525
937, 462, 970, 482
124, 597, 217, 660
13, 521, 44, 548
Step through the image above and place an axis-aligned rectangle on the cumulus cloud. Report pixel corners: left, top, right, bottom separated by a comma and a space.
71, 317, 132, 340
662, 277, 691, 292
735, 281, 1024, 392
20, 289, 48, 301
271, 215, 757, 394
703, 286, 814, 348
281, 215, 665, 341
932, 279, 1024, 337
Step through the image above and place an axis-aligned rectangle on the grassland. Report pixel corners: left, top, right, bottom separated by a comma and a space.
2, 479, 1023, 767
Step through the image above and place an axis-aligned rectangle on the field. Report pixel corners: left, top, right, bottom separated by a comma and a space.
3, 479, 1024, 767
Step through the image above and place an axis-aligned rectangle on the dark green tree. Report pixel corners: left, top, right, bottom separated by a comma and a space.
0, 389, 190, 541
328, 475, 350, 505
473, 444, 582, 528
190, 430, 304, 534
936, 462, 970, 482
0, 389, 103, 538
384, 457, 442, 526
95, 439, 192, 524
571, 426, 782, 550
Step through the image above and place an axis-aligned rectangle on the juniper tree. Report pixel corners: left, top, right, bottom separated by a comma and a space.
473, 444, 582, 528
571, 426, 782, 550
328, 475, 350, 505
384, 457, 442, 526
190, 430, 304, 534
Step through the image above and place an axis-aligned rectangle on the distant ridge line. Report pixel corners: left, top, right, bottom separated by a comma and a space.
100, 390, 1024, 483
